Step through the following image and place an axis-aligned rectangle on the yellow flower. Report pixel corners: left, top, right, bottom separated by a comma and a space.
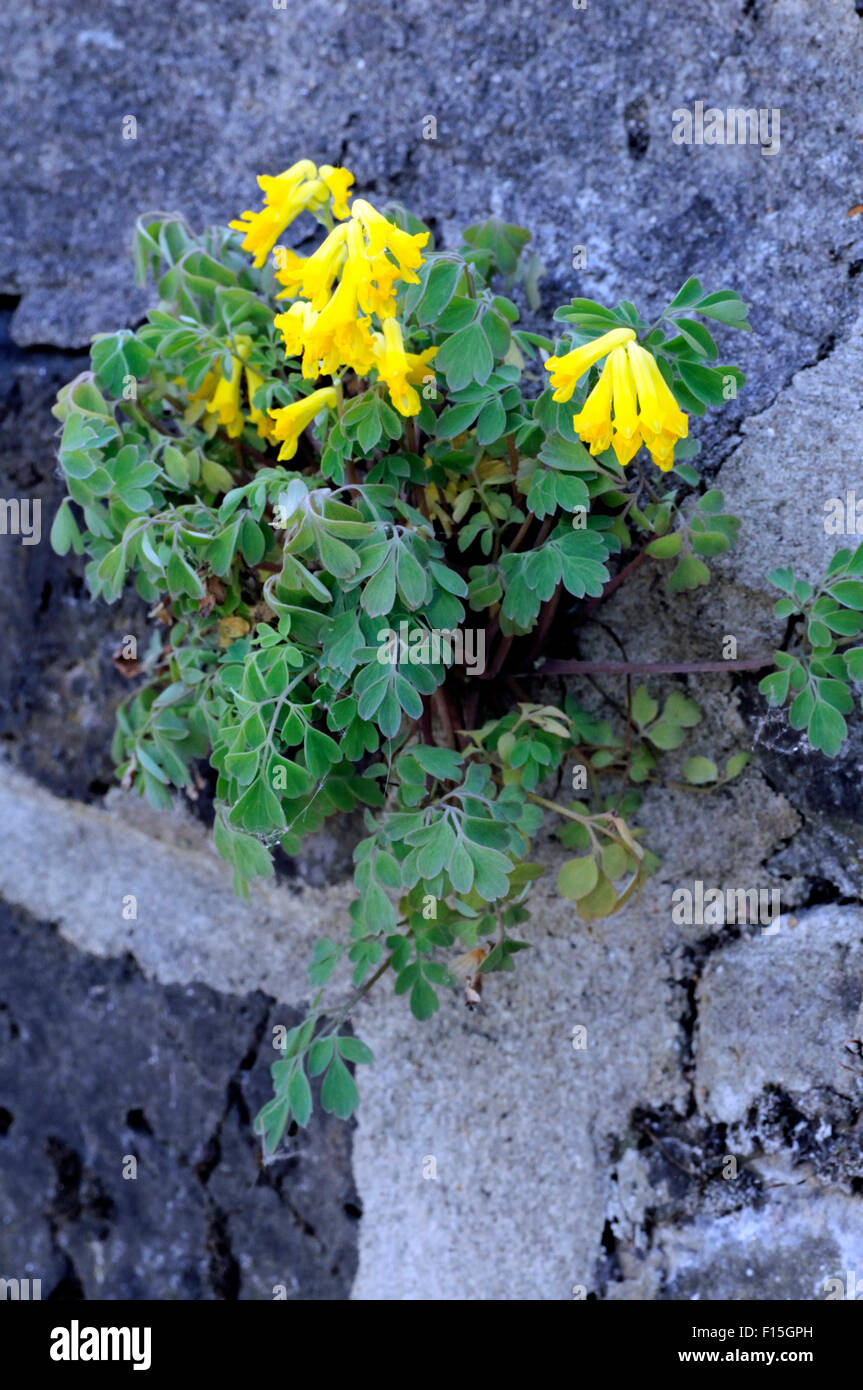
624, 342, 688, 469
264, 179, 432, 392
300, 262, 376, 379
268, 386, 338, 461
230, 160, 353, 269
204, 355, 245, 438
544, 327, 636, 403
186, 338, 275, 443
569, 338, 688, 470
318, 164, 354, 220
276, 222, 350, 307
350, 200, 429, 283
371, 318, 438, 416
245, 365, 276, 443
274, 301, 320, 358
406, 345, 438, 386
571, 353, 615, 456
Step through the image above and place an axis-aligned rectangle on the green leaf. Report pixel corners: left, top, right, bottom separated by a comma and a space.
409, 974, 439, 1021
337, 1036, 375, 1065
789, 687, 815, 731
167, 549, 205, 599
646, 532, 682, 559
435, 322, 493, 392
201, 458, 235, 494
557, 855, 599, 900
844, 647, 863, 679
362, 558, 397, 617
631, 685, 658, 726
759, 668, 791, 707
230, 776, 283, 832
476, 395, 507, 445
287, 1068, 313, 1127
647, 722, 686, 750
725, 752, 750, 779
827, 579, 863, 610
807, 700, 846, 757
694, 290, 751, 330
576, 871, 619, 920
662, 691, 701, 727
49, 500, 81, 556
321, 1055, 359, 1119
416, 259, 461, 326
96, 544, 127, 598
683, 756, 718, 785
667, 554, 710, 592
675, 361, 728, 406
91, 330, 152, 397
672, 317, 718, 359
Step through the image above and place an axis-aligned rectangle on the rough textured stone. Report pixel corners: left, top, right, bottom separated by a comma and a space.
711, 312, 863, 650
632, 1186, 863, 1302
0, 762, 353, 999
0, 899, 359, 1300
695, 906, 863, 1121
350, 871, 689, 1301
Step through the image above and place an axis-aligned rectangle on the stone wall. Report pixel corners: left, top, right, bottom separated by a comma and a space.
1, 0, 861, 1300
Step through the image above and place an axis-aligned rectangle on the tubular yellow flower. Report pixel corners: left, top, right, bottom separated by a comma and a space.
639, 427, 680, 471
625, 342, 688, 443
371, 317, 423, 416
277, 222, 350, 309
571, 354, 615, 455
544, 327, 636, 403
245, 365, 276, 443
205, 355, 245, 438
230, 160, 353, 269
267, 387, 338, 461
274, 301, 320, 358
405, 344, 438, 385
351, 200, 428, 267
318, 164, 354, 220
262, 176, 432, 391
564, 334, 689, 470
300, 262, 376, 379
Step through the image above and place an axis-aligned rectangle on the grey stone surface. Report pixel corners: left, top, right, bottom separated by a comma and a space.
349, 871, 689, 1300
695, 905, 863, 1121
618, 1182, 863, 1302
0, 761, 354, 999
711, 311, 863, 651
0, 898, 359, 1300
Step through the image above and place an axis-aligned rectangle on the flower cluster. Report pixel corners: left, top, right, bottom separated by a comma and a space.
271, 197, 436, 426
231, 162, 438, 458
545, 326, 688, 470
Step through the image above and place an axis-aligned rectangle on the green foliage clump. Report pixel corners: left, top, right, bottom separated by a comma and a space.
49, 169, 853, 1150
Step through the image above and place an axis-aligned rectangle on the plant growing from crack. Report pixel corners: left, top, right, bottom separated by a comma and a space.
49, 158, 863, 1147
